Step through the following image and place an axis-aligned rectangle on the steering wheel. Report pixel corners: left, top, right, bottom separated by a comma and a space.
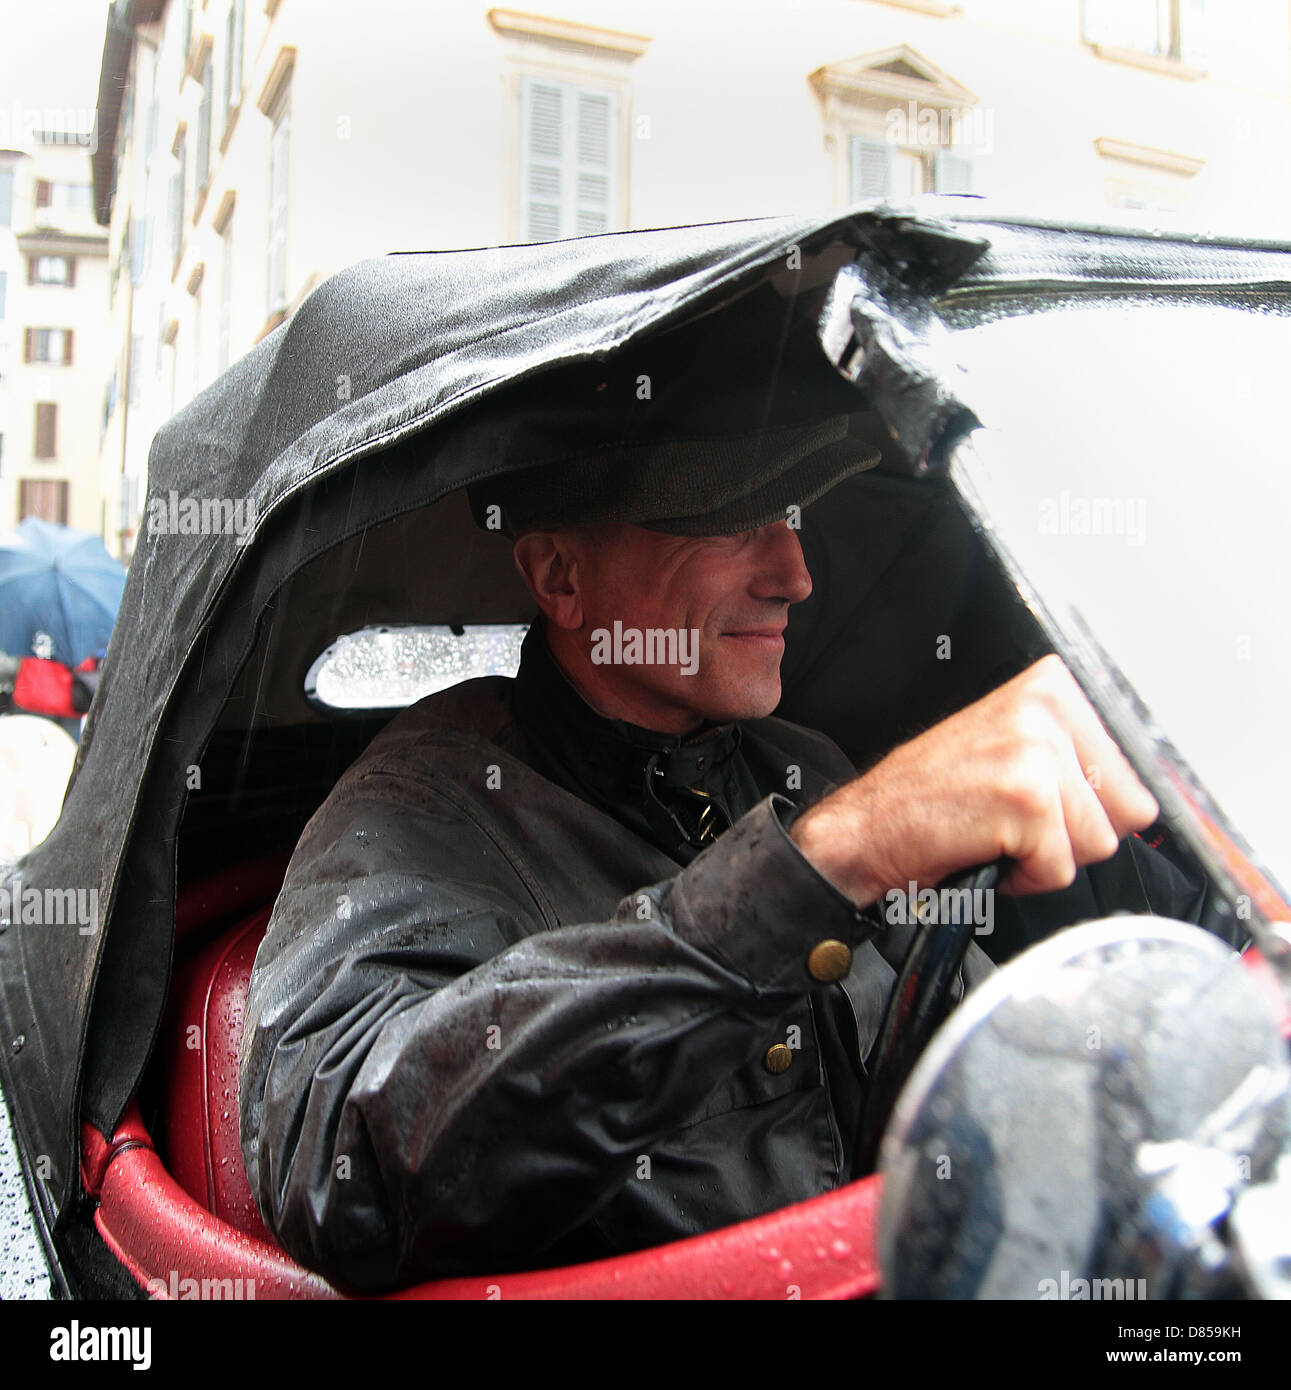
854, 861, 1003, 1174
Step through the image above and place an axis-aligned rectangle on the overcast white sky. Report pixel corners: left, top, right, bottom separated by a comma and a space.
0, 0, 114, 141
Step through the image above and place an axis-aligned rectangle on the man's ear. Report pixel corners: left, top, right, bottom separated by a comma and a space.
512, 531, 585, 631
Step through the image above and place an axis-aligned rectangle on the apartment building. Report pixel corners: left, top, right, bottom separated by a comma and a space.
90, 0, 1291, 557
0, 134, 109, 534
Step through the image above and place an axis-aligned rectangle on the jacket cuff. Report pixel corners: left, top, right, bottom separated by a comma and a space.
660, 794, 881, 993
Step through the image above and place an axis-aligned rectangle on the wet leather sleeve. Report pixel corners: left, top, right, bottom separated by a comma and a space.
238, 785, 877, 1292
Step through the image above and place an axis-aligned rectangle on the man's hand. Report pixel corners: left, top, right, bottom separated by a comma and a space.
791, 655, 1159, 906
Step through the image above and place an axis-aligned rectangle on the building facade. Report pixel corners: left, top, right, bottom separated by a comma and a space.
91, 0, 1291, 557
0, 135, 108, 535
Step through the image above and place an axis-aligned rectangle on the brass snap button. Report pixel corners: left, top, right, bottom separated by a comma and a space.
764, 1043, 793, 1074
807, 939, 852, 983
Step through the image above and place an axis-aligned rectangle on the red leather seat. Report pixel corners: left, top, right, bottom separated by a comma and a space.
162, 905, 275, 1241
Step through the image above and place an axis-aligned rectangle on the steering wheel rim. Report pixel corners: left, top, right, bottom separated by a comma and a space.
855, 861, 1003, 1173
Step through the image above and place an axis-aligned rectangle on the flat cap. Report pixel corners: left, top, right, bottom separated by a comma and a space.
467, 412, 879, 537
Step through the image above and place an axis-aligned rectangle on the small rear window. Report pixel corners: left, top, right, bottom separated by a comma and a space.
305, 624, 528, 712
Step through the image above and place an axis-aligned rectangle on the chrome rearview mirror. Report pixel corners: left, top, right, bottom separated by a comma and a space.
879, 918, 1291, 1299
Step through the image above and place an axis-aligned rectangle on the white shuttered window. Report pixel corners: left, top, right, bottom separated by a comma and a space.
1082, 0, 1210, 64
850, 137, 893, 199
520, 76, 618, 242
850, 135, 971, 200
933, 148, 973, 195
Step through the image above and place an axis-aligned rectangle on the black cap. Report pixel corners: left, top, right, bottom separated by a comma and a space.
467, 412, 879, 537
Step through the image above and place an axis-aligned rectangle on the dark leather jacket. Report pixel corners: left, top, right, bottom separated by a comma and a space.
240, 628, 976, 1291
238, 630, 1212, 1292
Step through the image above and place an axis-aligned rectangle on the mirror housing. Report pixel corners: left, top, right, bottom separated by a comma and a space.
879, 918, 1291, 1299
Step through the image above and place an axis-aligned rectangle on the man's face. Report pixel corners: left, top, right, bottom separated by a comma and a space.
544, 520, 814, 733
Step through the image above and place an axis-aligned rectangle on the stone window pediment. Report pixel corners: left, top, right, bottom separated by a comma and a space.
814, 45, 982, 207
811, 44, 977, 111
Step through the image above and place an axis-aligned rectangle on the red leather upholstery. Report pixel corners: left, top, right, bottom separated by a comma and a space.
92, 1100, 883, 1299
81, 1099, 153, 1198
90, 1108, 340, 1300
162, 906, 275, 1241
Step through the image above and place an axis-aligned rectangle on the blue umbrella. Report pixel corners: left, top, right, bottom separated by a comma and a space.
0, 517, 126, 667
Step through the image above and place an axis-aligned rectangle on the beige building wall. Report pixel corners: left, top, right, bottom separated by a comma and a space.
95, 0, 1291, 557
0, 137, 108, 537
0, 149, 18, 514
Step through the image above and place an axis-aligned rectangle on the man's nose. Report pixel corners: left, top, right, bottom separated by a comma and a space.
750, 520, 813, 605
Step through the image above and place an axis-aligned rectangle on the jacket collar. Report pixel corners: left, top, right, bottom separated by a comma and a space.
513, 624, 739, 775
511, 624, 749, 860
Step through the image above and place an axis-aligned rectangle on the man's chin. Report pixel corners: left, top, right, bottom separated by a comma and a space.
688, 678, 782, 725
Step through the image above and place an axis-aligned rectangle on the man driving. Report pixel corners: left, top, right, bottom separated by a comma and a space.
239, 374, 1190, 1294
